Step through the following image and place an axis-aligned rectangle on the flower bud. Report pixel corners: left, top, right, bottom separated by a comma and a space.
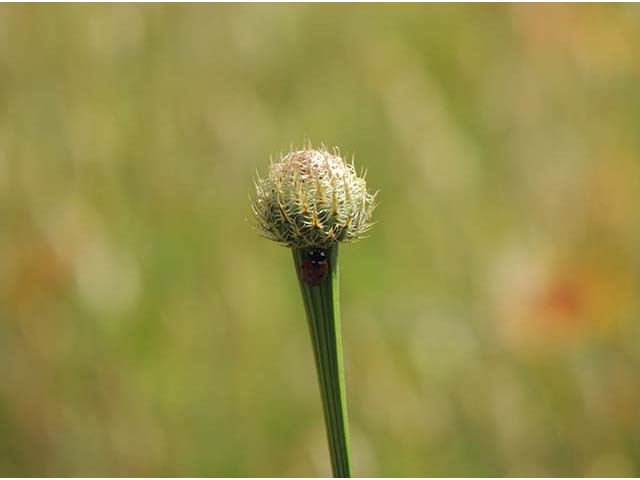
252, 147, 377, 248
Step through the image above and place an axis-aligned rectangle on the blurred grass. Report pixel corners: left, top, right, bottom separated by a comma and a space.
1, 3, 640, 476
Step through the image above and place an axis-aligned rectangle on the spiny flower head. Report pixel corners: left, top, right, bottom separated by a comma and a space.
252, 146, 377, 249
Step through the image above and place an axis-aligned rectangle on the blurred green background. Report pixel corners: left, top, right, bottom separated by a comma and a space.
1, 4, 640, 477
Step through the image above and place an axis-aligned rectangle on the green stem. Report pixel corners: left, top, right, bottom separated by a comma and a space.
292, 244, 352, 478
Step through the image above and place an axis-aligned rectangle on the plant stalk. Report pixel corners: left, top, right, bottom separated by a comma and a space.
292, 244, 352, 478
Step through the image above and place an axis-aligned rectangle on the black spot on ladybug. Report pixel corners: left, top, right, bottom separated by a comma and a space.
301, 248, 329, 286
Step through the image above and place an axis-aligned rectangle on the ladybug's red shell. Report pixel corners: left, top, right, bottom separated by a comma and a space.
301, 248, 329, 286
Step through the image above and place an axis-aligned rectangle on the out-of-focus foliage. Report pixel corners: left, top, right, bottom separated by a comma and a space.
1, 4, 639, 476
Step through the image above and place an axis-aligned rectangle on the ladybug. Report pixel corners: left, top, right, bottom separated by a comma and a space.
300, 248, 329, 286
